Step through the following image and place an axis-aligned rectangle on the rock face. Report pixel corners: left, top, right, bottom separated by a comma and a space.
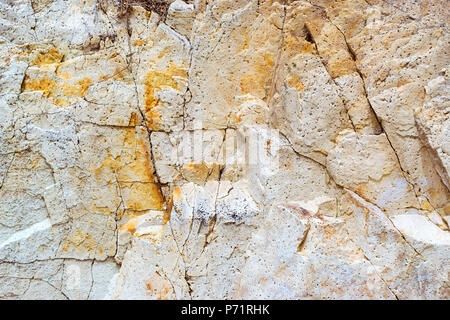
0, 0, 449, 300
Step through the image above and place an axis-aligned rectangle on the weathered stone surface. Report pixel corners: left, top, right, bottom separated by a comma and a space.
0, 0, 448, 299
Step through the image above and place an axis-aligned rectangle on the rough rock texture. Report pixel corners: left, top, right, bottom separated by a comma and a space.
0, 0, 449, 299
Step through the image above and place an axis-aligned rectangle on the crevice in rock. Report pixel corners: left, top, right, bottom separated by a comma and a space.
121, 7, 167, 209
330, 21, 384, 134
347, 237, 400, 300
326, 16, 448, 230
346, 189, 426, 261
0, 153, 15, 191
266, 3, 286, 107
86, 259, 95, 299
303, 23, 358, 134
296, 224, 310, 252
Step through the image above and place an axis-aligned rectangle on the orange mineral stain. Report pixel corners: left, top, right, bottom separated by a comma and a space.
133, 39, 146, 46
163, 197, 172, 224
128, 112, 138, 126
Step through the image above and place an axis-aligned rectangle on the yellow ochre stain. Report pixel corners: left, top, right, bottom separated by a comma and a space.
93, 130, 165, 212
239, 54, 274, 96
264, 54, 274, 68
144, 64, 187, 130
61, 229, 97, 253
288, 76, 304, 92
120, 182, 164, 212
120, 218, 137, 235
23, 74, 93, 107
33, 47, 63, 66
53, 97, 70, 107
301, 41, 315, 54
61, 77, 92, 97
23, 78, 58, 97
56, 72, 71, 80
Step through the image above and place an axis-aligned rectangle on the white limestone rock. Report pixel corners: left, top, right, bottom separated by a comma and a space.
0, 0, 449, 300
